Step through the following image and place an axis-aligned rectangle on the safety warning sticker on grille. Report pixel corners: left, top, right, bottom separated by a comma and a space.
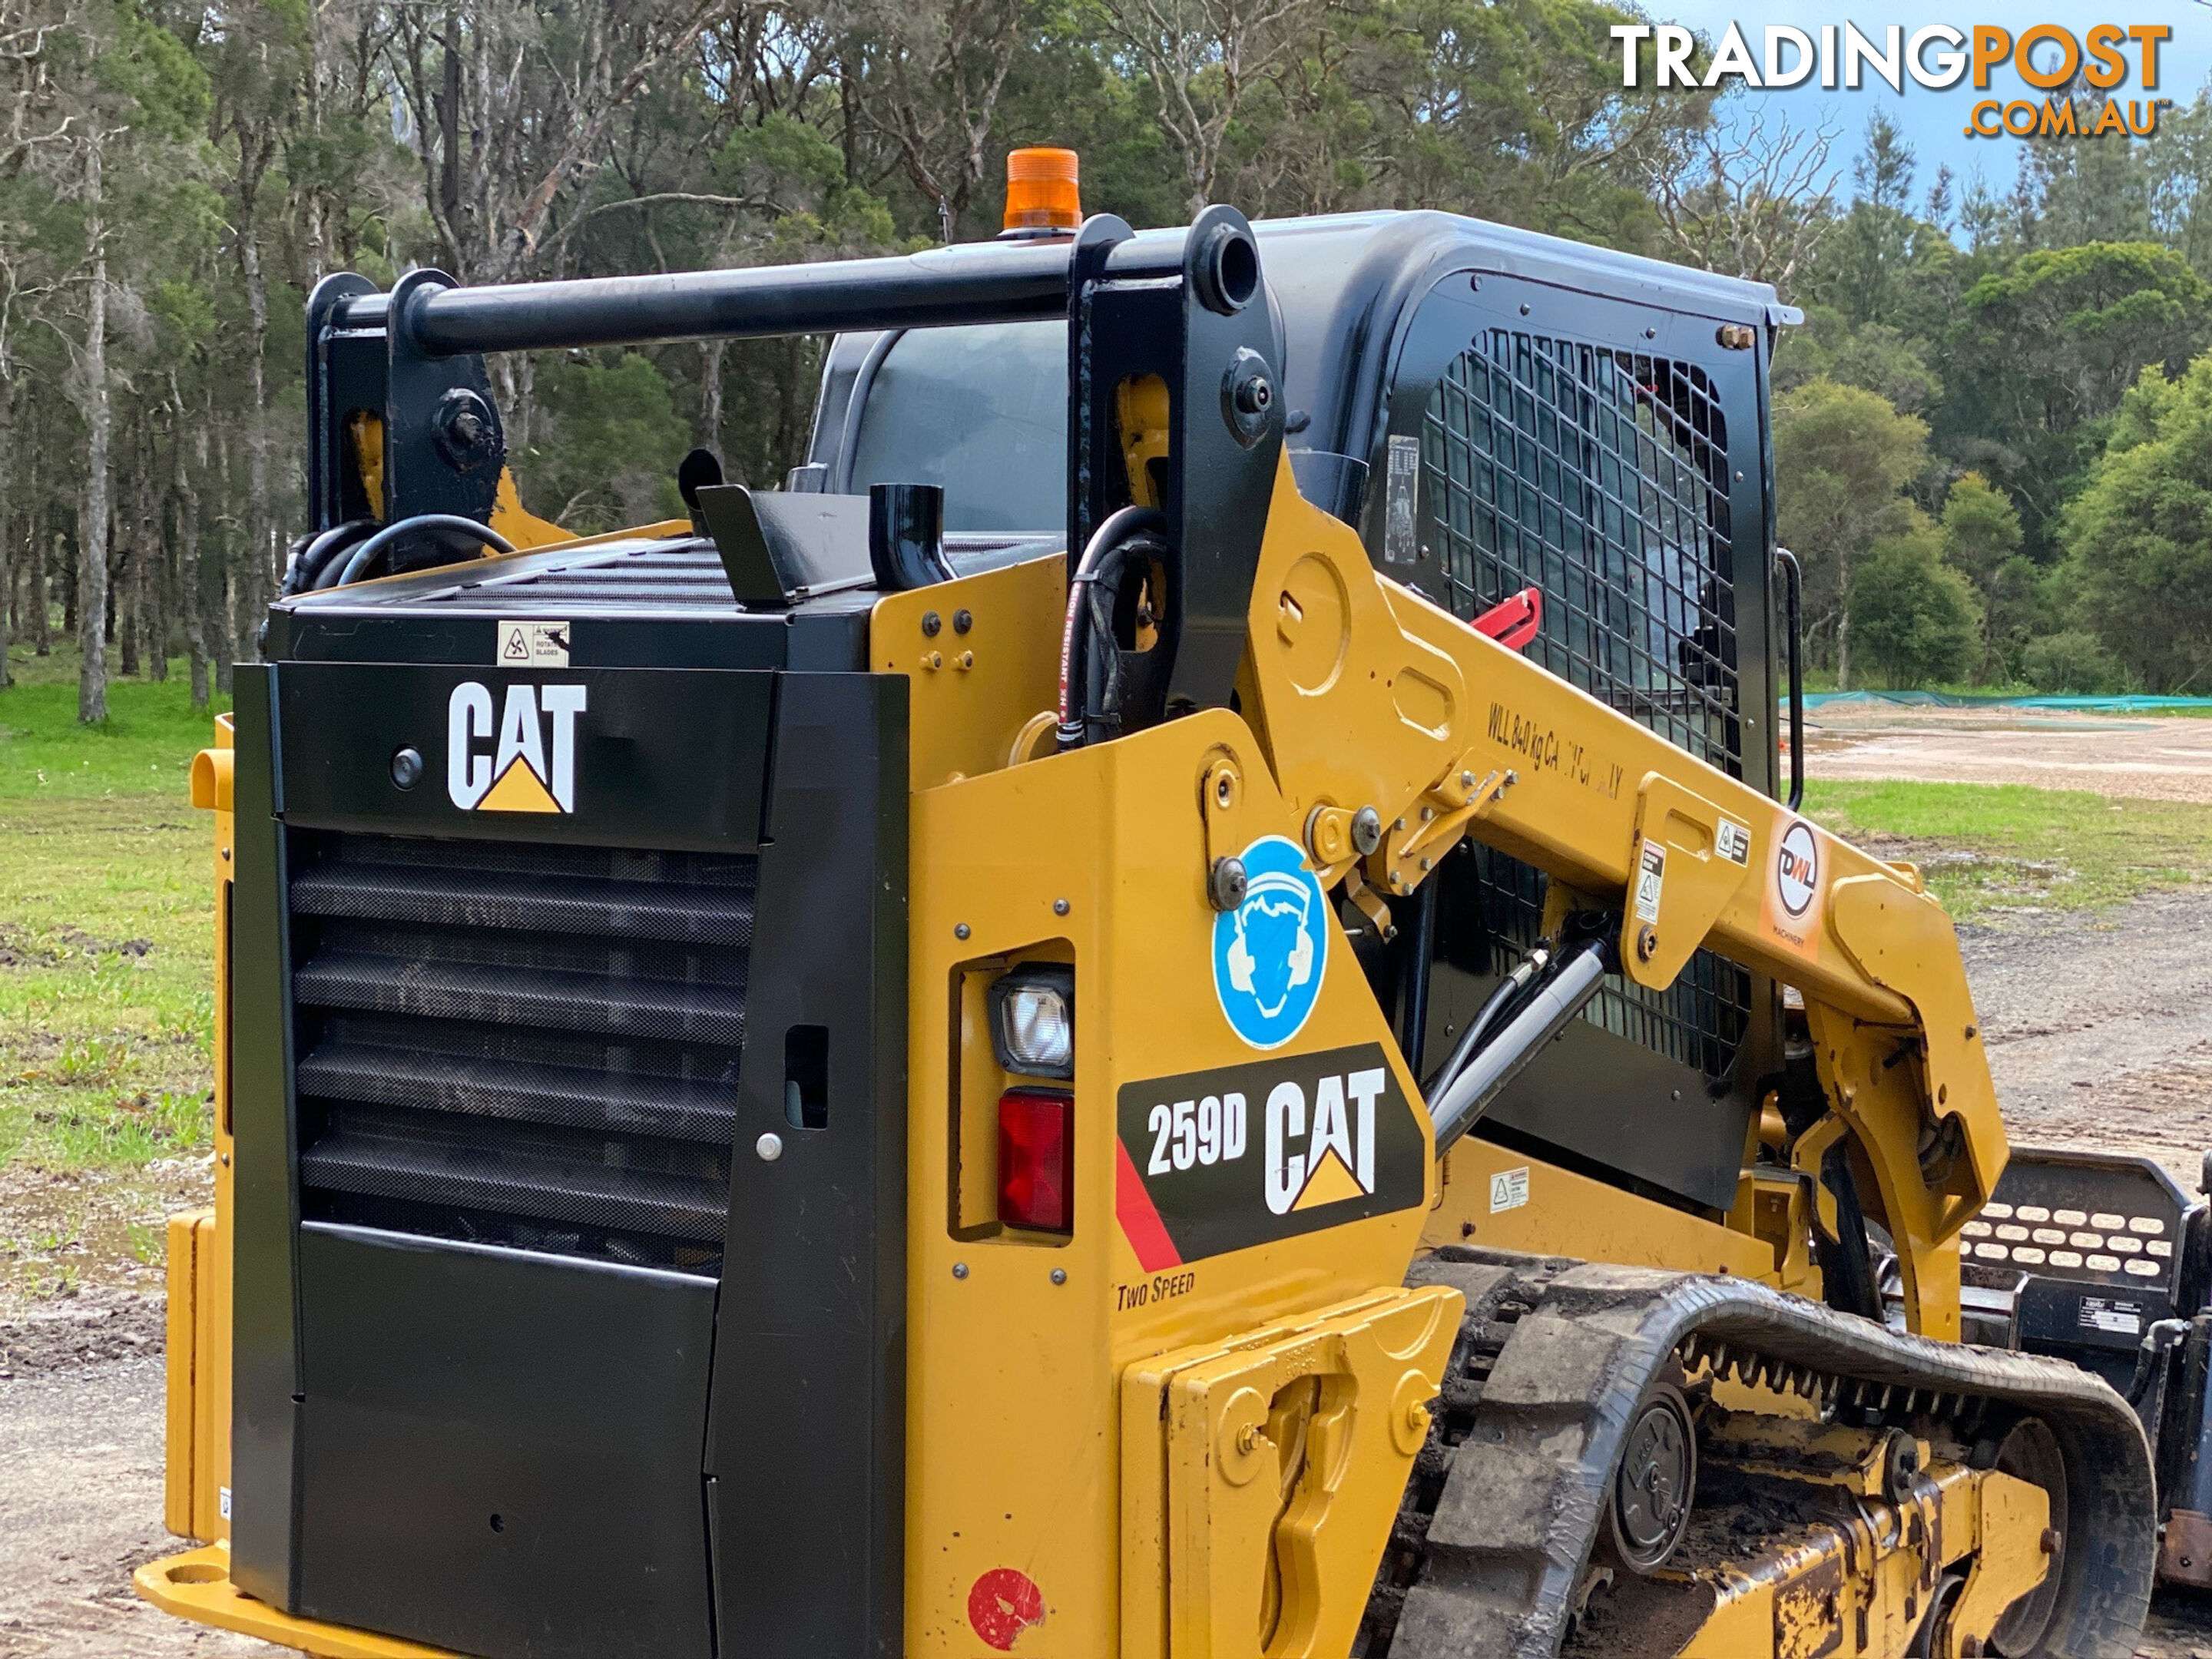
2078, 1295, 2146, 1337
1114, 1043, 1426, 1272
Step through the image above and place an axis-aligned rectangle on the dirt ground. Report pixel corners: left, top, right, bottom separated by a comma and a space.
1807, 704, 2212, 803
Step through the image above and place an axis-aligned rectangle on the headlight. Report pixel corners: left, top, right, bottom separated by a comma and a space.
989, 964, 1074, 1079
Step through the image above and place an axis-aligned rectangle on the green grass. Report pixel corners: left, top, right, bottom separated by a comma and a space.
0, 647, 224, 1189
1803, 779, 2212, 920
0, 640, 230, 800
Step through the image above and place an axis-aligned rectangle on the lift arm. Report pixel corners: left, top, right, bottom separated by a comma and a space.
1234, 459, 1997, 1339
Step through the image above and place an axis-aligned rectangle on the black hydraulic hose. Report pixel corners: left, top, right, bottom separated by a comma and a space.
1776, 545, 1805, 811
1429, 938, 1608, 1157
1421, 947, 1549, 1101
1057, 505, 1166, 749
283, 518, 376, 596
1816, 1141, 1883, 1321
2128, 1318, 2190, 1408
329, 514, 515, 589
1399, 878, 1439, 1081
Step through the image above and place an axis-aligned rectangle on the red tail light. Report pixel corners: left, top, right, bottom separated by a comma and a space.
998, 1089, 1073, 1233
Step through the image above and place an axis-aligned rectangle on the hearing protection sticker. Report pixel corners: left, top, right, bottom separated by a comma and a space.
1114, 1042, 1426, 1270
1761, 813, 1826, 959
1212, 834, 1329, 1050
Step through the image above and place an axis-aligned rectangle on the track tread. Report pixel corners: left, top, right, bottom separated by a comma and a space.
1365, 1247, 2157, 1659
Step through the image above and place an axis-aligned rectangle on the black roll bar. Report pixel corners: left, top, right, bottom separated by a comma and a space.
329, 237, 1187, 359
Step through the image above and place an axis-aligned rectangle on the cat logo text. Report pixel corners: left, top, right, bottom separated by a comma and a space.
446, 681, 587, 813
1114, 1042, 1427, 1270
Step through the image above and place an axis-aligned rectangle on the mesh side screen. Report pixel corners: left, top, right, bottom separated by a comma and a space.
288, 830, 753, 1273
1422, 329, 1751, 1079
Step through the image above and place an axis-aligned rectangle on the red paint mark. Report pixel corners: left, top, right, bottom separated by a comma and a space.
1114, 1139, 1182, 1273
968, 1567, 1045, 1651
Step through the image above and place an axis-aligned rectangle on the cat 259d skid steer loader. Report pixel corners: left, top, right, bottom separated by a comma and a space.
139, 150, 2209, 1659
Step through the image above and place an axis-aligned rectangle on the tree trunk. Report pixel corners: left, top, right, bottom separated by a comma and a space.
143, 418, 167, 680
1834, 550, 1853, 692
214, 428, 234, 693
29, 502, 48, 654
237, 184, 272, 664
181, 402, 208, 709
78, 137, 111, 724
700, 338, 726, 462
0, 379, 14, 690
118, 416, 144, 678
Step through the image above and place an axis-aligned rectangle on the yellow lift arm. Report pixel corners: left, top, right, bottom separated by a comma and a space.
1231, 459, 1995, 1339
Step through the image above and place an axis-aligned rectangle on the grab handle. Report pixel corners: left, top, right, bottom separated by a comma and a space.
1775, 546, 1804, 811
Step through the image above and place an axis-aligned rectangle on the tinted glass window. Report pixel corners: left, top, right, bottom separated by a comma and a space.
847, 321, 1066, 532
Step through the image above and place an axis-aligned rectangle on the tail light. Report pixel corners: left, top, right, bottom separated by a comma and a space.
998, 1089, 1073, 1233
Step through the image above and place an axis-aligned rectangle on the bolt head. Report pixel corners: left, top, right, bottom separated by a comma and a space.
1350, 806, 1383, 855
1053, 898, 1071, 916
952, 1262, 969, 1280
755, 1131, 783, 1162
955, 922, 972, 940
389, 747, 424, 790
952, 608, 973, 634
922, 611, 942, 637
1209, 856, 1249, 913
1050, 1267, 1068, 1286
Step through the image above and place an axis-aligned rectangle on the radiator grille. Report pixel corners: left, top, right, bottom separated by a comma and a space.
288, 832, 750, 1273
1422, 330, 1750, 1079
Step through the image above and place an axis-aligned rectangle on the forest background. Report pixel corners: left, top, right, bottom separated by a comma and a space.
5, 0, 2212, 716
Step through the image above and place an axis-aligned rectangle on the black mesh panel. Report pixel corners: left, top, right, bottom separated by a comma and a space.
1422, 331, 1750, 1078
288, 832, 750, 1273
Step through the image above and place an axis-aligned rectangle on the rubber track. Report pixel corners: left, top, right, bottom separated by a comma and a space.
1362, 1247, 2156, 1659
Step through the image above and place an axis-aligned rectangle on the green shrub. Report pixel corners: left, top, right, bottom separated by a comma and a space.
2021, 630, 2126, 694
1846, 530, 1983, 688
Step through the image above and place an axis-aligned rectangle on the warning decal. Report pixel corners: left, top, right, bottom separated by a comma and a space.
1633, 841, 1666, 926
498, 619, 571, 667
1489, 1167, 1530, 1213
1716, 818, 1751, 866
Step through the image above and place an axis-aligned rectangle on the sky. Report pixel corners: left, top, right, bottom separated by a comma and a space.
1641, 3, 2210, 205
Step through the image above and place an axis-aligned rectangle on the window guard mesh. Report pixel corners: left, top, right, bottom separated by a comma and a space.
1422, 329, 1751, 1078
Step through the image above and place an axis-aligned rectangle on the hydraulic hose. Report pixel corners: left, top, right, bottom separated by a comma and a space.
1421, 947, 1549, 1101
1057, 505, 1167, 749
326, 514, 514, 589
1429, 936, 1609, 1157
283, 518, 376, 596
